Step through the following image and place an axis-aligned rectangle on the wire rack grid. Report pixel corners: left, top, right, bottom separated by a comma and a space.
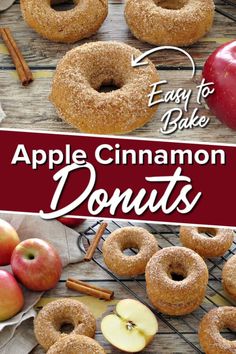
78, 220, 236, 354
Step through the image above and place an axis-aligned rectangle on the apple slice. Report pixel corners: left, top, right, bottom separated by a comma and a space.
101, 299, 158, 352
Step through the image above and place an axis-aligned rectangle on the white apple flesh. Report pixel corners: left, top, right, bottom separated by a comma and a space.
101, 299, 158, 352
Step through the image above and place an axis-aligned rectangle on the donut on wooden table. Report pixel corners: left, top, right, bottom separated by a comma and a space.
47, 335, 106, 354
50, 41, 159, 134
20, 0, 108, 43
34, 299, 96, 351
125, 0, 215, 46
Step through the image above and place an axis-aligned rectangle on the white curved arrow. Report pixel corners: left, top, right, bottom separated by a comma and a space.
132, 46, 196, 78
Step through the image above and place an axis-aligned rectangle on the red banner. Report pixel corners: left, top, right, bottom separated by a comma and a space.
0, 129, 235, 227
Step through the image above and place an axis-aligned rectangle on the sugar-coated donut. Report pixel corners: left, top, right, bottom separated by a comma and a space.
51, 0, 67, 4
102, 227, 159, 276
125, 0, 215, 46
50, 41, 159, 134
180, 226, 234, 258
146, 247, 208, 315
199, 307, 236, 354
34, 299, 96, 351
222, 255, 236, 300
20, 0, 108, 43
47, 335, 106, 354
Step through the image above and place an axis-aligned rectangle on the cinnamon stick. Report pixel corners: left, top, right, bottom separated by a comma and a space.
0, 28, 33, 86
84, 222, 108, 261
66, 278, 114, 301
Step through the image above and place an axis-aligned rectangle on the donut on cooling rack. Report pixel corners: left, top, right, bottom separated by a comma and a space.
125, 0, 215, 46
50, 41, 159, 134
102, 226, 159, 277
34, 299, 96, 351
145, 247, 208, 316
199, 307, 236, 354
20, 0, 108, 43
222, 255, 236, 300
180, 226, 235, 258
47, 334, 106, 354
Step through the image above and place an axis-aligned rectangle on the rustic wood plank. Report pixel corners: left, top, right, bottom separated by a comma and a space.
0, 69, 236, 143
0, 1, 235, 68
32, 333, 201, 354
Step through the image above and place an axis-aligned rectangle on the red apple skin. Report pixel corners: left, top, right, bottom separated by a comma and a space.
57, 216, 85, 228
11, 238, 62, 292
202, 40, 236, 129
0, 219, 20, 266
0, 270, 24, 321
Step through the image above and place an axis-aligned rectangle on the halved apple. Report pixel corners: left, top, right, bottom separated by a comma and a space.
101, 299, 158, 352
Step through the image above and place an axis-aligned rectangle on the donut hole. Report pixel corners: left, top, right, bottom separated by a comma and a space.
98, 79, 121, 93
121, 240, 140, 256
168, 263, 188, 281
59, 322, 75, 334
86, 61, 128, 93
91, 75, 124, 93
198, 227, 217, 238
122, 247, 139, 256
170, 272, 185, 281
50, 0, 76, 12
155, 0, 188, 10
220, 327, 236, 341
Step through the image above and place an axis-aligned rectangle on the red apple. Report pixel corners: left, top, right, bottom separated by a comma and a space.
57, 216, 85, 228
0, 218, 20, 266
202, 40, 236, 129
11, 238, 62, 291
0, 270, 24, 321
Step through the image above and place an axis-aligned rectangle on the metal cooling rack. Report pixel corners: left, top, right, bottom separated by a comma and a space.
216, 0, 236, 22
78, 220, 236, 353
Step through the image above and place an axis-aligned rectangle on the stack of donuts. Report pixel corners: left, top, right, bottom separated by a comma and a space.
102, 225, 236, 354
19, 0, 215, 134
34, 298, 106, 353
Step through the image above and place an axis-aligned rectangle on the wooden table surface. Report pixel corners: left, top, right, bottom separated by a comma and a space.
1, 1, 236, 353
0, 0, 236, 143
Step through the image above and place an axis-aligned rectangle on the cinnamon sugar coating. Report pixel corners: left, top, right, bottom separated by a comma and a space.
50, 41, 159, 134
34, 299, 96, 351
180, 226, 235, 258
146, 247, 208, 315
47, 335, 106, 354
222, 255, 236, 300
125, 0, 215, 46
20, 0, 108, 43
199, 307, 236, 354
103, 227, 159, 276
